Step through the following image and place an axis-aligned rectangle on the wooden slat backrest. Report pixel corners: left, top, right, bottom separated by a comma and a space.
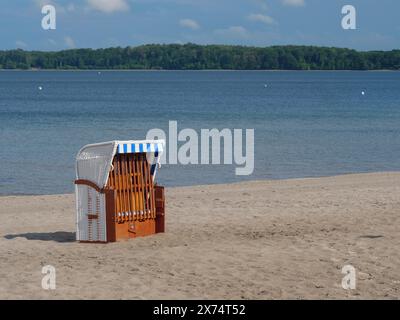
126, 154, 134, 221
106, 153, 156, 222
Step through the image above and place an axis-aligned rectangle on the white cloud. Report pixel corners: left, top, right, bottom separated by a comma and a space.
282, 0, 305, 7
86, 0, 130, 13
215, 26, 248, 38
64, 36, 76, 48
16, 40, 28, 48
247, 13, 276, 25
179, 18, 200, 30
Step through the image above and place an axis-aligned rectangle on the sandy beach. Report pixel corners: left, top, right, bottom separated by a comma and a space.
0, 172, 399, 299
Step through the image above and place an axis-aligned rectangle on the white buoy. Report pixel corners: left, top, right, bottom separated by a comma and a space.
264, 84, 268, 88
361, 91, 365, 95
38, 86, 43, 91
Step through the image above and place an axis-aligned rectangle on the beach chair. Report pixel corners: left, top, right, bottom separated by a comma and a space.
74, 140, 165, 243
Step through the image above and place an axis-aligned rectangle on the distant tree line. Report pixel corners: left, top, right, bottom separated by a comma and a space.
1, 44, 400, 70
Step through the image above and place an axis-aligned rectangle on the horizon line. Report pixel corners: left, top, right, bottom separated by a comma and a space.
2, 43, 400, 53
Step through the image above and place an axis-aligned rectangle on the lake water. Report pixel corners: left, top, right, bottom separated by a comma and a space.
1, 70, 399, 195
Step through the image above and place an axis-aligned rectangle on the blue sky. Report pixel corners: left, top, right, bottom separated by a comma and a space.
1, 0, 399, 51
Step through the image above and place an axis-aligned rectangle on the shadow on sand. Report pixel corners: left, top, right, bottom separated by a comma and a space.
4, 231, 76, 243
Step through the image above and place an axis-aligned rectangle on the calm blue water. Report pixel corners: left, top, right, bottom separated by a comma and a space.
0, 70, 399, 195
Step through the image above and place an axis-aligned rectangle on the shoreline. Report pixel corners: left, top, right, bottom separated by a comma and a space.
2, 171, 399, 198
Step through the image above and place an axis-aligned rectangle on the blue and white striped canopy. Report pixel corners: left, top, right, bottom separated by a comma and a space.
117, 141, 164, 155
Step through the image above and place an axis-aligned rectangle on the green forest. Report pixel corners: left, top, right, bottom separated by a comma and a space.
1, 44, 400, 70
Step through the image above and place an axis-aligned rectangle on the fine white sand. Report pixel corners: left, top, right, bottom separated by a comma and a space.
0, 172, 399, 299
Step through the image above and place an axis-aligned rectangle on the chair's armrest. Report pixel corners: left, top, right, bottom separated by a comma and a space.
74, 179, 105, 193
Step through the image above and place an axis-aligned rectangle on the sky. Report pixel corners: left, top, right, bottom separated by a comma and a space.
0, 0, 399, 51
